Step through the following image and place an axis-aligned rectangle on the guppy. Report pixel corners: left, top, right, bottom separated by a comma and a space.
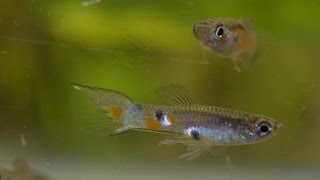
73, 84, 282, 160
193, 18, 259, 72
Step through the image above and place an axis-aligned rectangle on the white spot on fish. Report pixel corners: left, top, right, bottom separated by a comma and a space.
184, 127, 199, 136
161, 115, 172, 126
240, 134, 246, 140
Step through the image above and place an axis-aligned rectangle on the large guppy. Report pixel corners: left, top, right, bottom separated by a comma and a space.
73, 84, 282, 160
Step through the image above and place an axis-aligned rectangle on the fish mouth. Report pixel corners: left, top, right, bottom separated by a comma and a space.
192, 23, 208, 39
192, 24, 199, 37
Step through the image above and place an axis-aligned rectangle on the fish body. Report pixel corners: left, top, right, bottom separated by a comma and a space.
73, 84, 282, 159
125, 104, 280, 145
193, 18, 259, 71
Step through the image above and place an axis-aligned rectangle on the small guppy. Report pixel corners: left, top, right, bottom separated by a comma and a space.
193, 18, 259, 71
73, 84, 282, 160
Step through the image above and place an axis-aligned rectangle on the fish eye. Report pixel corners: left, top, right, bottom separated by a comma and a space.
256, 121, 272, 136
215, 26, 224, 38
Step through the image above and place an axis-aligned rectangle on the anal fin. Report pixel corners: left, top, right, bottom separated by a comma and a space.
160, 137, 224, 160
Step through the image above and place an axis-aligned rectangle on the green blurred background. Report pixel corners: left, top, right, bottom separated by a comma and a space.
0, 0, 320, 179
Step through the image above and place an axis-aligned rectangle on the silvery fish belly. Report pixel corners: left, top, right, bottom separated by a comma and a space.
73, 84, 282, 160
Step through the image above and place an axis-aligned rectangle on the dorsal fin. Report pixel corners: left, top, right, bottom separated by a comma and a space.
155, 84, 193, 106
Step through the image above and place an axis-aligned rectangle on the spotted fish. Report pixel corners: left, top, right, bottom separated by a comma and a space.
193, 18, 260, 71
73, 84, 282, 160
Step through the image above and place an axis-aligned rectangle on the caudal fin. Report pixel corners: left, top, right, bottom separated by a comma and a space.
72, 83, 132, 120
72, 83, 132, 136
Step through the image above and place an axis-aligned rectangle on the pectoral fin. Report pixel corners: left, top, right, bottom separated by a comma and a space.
110, 127, 130, 136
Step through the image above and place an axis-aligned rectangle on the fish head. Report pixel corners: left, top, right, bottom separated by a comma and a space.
193, 18, 255, 58
239, 115, 282, 144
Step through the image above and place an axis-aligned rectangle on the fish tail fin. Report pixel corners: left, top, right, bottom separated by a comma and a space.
72, 83, 132, 136
73, 83, 132, 120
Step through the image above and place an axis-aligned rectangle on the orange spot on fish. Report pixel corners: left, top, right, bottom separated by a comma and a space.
146, 116, 161, 129
234, 27, 253, 54
106, 106, 122, 119
167, 115, 176, 124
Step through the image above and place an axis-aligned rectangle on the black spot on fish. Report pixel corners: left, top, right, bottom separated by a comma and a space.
154, 109, 164, 121
191, 130, 200, 140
